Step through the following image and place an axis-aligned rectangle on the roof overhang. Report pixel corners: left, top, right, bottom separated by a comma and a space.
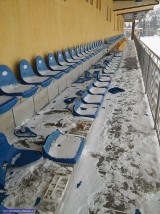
113, 0, 159, 11
118, 7, 153, 21
114, 0, 159, 22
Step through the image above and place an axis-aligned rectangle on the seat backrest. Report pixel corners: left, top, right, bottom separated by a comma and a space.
0, 132, 15, 169
88, 44, 91, 51
80, 45, 84, 54
0, 65, 18, 86
76, 46, 81, 55
93, 42, 96, 49
57, 51, 65, 63
90, 43, 92, 50
36, 56, 49, 71
70, 47, 76, 57
19, 60, 36, 78
48, 53, 59, 67
64, 49, 71, 60
84, 45, 88, 52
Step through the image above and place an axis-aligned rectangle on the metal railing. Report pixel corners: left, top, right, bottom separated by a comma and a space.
134, 36, 160, 142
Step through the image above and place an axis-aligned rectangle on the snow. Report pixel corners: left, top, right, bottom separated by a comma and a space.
48, 135, 82, 159
76, 105, 98, 116
94, 81, 109, 87
11, 153, 21, 165
98, 76, 111, 81
1, 84, 34, 93
40, 70, 61, 76
103, 69, 115, 73
51, 65, 69, 70
141, 35, 160, 56
88, 87, 106, 95
58, 41, 160, 214
24, 76, 50, 83
83, 94, 103, 104
2, 40, 160, 214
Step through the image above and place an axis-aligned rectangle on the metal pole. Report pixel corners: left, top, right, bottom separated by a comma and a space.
145, 55, 151, 93
154, 84, 160, 130
131, 20, 135, 40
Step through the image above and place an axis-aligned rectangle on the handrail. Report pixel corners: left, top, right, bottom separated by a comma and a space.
135, 36, 160, 66
134, 36, 160, 143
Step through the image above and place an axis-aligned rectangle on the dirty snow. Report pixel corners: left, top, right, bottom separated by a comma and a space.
2, 40, 160, 214
58, 41, 160, 214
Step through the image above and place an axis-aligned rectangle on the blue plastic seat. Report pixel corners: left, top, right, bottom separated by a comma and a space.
80, 45, 92, 58
0, 65, 38, 98
87, 44, 96, 56
87, 83, 107, 95
70, 47, 87, 62
85, 44, 95, 56
97, 74, 112, 83
0, 95, 18, 114
90, 42, 99, 54
81, 91, 103, 105
42, 129, 85, 164
36, 56, 63, 79
19, 60, 53, 87
57, 51, 77, 69
0, 132, 42, 189
48, 53, 71, 73
76, 46, 89, 60
64, 49, 82, 65
73, 99, 99, 118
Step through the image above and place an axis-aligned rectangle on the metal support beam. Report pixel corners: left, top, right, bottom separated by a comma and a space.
131, 20, 135, 40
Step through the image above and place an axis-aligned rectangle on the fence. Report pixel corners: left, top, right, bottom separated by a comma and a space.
134, 36, 160, 142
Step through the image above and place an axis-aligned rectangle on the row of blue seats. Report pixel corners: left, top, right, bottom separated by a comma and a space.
73, 52, 123, 118
0, 51, 123, 192
0, 40, 106, 114
105, 34, 124, 45
0, 34, 124, 115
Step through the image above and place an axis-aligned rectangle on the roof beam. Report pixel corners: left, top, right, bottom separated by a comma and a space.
113, 0, 159, 11
115, 5, 155, 14
117, 8, 151, 15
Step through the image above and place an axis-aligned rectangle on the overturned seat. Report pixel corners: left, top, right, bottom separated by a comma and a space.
48, 53, 71, 73
0, 132, 42, 190
19, 60, 53, 87
36, 56, 63, 79
0, 95, 18, 114
0, 65, 38, 98
42, 129, 85, 164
